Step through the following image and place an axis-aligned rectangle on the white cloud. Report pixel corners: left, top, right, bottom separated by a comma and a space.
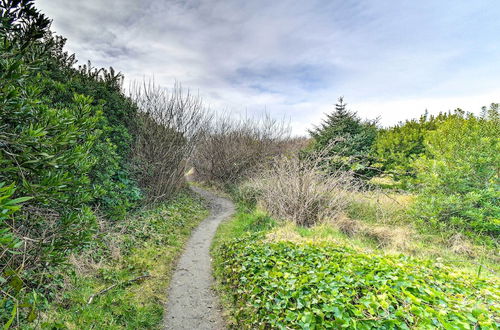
36, 0, 500, 134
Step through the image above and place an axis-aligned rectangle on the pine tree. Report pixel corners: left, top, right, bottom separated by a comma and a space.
308, 97, 378, 179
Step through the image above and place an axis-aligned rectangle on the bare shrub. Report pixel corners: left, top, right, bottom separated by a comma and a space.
130, 81, 210, 202
246, 149, 361, 227
336, 216, 362, 236
192, 112, 291, 185
361, 225, 411, 249
448, 233, 475, 256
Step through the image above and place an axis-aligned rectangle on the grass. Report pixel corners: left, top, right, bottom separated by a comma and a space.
214, 189, 499, 275
35, 190, 208, 329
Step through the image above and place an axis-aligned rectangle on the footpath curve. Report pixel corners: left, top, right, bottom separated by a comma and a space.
164, 186, 234, 330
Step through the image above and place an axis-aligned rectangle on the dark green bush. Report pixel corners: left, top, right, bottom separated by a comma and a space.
216, 238, 499, 329
0, 183, 30, 256
309, 97, 378, 179
36, 38, 141, 218
0, 0, 140, 324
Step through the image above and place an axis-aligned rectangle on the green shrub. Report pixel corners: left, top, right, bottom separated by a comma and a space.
216, 237, 499, 329
412, 107, 500, 237
37, 39, 141, 218
0, 182, 30, 254
374, 112, 451, 183
0, 182, 33, 327
0, 1, 140, 323
229, 184, 261, 211
1, 1, 103, 271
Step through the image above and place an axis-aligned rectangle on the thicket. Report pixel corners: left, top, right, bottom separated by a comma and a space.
311, 100, 499, 238
411, 107, 499, 237
1, 1, 205, 326
374, 111, 452, 182
243, 148, 359, 227
130, 82, 209, 203
192, 113, 291, 186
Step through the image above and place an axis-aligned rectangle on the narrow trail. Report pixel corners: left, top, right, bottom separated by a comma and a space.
164, 187, 234, 330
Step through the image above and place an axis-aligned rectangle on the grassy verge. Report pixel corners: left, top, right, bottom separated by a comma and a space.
36, 190, 208, 329
212, 196, 499, 329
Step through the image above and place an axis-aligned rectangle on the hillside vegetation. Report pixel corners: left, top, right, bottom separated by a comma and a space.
1, 1, 498, 329
1, 1, 208, 327
209, 99, 499, 328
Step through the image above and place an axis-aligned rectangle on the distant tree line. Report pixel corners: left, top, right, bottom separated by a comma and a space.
309, 97, 499, 237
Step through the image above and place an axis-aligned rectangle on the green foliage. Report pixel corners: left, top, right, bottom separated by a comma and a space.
1, 92, 102, 208
309, 97, 378, 179
1, 2, 103, 282
374, 111, 451, 182
0, 182, 34, 327
0, 0, 141, 325
216, 237, 499, 329
412, 107, 500, 236
0, 183, 30, 252
35, 37, 141, 219
227, 184, 261, 212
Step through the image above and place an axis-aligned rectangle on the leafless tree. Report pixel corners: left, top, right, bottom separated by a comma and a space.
192, 112, 291, 185
130, 81, 210, 202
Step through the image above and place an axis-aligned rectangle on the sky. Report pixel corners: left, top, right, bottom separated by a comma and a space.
36, 0, 500, 134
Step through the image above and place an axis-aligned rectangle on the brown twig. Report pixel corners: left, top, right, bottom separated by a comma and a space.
87, 274, 151, 304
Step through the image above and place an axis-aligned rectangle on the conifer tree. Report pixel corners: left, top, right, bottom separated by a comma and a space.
309, 97, 378, 179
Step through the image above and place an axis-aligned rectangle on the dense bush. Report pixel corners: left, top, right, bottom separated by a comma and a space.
192, 113, 290, 186
309, 97, 378, 179
38, 39, 141, 219
0, 0, 142, 324
374, 112, 451, 182
216, 237, 499, 329
412, 107, 500, 236
0, 183, 30, 268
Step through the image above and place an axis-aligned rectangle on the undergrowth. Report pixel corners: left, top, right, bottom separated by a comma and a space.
216, 237, 498, 329
212, 197, 499, 329
34, 191, 208, 329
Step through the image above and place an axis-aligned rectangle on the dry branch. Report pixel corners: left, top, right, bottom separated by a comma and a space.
87, 274, 151, 304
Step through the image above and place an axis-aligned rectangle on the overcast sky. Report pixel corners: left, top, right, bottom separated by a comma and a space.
37, 0, 500, 134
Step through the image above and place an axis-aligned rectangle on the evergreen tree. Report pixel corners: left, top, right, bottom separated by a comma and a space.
309, 97, 378, 179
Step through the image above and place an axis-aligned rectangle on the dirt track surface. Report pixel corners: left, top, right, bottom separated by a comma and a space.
164, 187, 234, 329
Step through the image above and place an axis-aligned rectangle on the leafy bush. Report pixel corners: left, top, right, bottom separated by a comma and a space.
216, 237, 499, 329
412, 107, 500, 236
38, 39, 141, 218
374, 112, 451, 182
1, 0, 103, 277
0, 183, 30, 259
309, 97, 378, 179
1, 0, 141, 324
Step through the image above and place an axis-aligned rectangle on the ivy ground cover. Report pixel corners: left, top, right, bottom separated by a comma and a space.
215, 237, 499, 329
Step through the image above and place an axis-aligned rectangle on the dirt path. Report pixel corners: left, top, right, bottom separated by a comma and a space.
164, 187, 234, 330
